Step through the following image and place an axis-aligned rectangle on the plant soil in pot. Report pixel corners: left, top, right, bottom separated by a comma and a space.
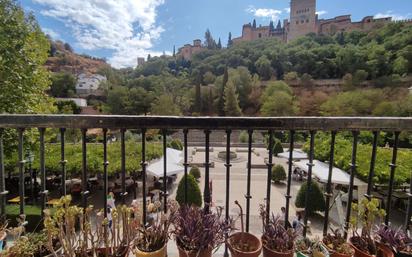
323, 229, 355, 257
263, 243, 294, 257
134, 244, 167, 257
228, 232, 262, 257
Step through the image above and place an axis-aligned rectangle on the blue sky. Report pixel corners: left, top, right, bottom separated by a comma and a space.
20, 0, 412, 68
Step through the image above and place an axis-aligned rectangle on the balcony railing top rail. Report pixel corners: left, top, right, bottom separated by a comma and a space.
1, 114, 412, 130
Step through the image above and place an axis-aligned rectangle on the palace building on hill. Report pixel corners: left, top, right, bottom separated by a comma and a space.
232, 0, 409, 44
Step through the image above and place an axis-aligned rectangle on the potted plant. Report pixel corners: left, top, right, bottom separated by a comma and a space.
227, 201, 262, 257
133, 200, 177, 257
95, 204, 136, 257
172, 204, 231, 257
376, 224, 412, 257
349, 198, 390, 257
296, 238, 329, 257
323, 229, 354, 257
43, 195, 94, 257
259, 204, 298, 257
3, 232, 62, 257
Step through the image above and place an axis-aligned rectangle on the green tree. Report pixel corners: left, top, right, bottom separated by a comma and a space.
151, 94, 181, 116
255, 55, 272, 80
224, 80, 242, 116
260, 81, 298, 116
393, 56, 409, 75
176, 174, 202, 207
295, 181, 325, 215
128, 87, 154, 115
271, 164, 286, 183
273, 139, 284, 156
50, 72, 77, 97
189, 166, 201, 181
205, 29, 216, 50
342, 73, 354, 91
227, 32, 233, 48
0, 0, 54, 114
217, 66, 229, 116
203, 71, 216, 85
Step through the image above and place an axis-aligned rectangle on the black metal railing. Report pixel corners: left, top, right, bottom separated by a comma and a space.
0, 115, 411, 244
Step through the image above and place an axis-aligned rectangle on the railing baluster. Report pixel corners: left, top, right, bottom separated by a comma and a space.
385, 131, 400, 225
405, 169, 412, 230
224, 129, 231, 257
0, 129, 7, 217
204, 129, 211, 211
81, 128, 88, 208
39, 128, 47, 214
103, 129, 108, 218
18, 128, 25, 215
183, 129, 189, 204
121, 129, 126, 204
344, 131, 359, 239
141, 129, 147, 225
162, 129, 168, 212
60, 128, 67, 196
266, 130, 274, 221
246, 129, 253, 232
366, 131, 379, 199
303, 130, 316, 237
323, 131, 336, 236
285, 130, 295, 228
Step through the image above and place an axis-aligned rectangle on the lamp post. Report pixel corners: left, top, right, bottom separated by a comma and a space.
26, 148, 35, 203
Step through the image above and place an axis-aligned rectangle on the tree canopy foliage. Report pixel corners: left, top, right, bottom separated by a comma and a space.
0, 0, 54, 114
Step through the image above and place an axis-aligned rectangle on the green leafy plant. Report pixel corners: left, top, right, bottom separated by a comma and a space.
175, 174, 202, 207
271, 164, 287, 183
349, 198, 386, 255
189, 165, 201, 181
134, 201, 178, 253
168, 138, 183, 150
295, 181, 325, 214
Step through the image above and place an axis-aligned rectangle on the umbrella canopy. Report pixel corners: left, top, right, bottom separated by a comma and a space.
278, 149, 308, 160
293, 159, 366, 186
147, 148, 184, 177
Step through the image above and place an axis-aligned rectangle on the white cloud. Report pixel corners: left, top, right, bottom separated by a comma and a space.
316, 10, 328, 16
42, 27, 60, 39
33, 0, 166, 68
246, 5, 282, 21
375, 11, 411, 21
284, 8, 291, 14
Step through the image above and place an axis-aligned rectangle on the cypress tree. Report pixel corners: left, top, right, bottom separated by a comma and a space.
224, 80, 242, 116
227, 32, 233, 48
217, 66, 228, 116
217, 38, 222, 49
176, 174, 202, 207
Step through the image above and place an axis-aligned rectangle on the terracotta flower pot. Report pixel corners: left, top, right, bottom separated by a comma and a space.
134, 244, 167, 257
350, 237, 375, 257
376, 242, 394, 257
227, 232, 262, 257
262, 244, 294, 257
176, 244, 212, 257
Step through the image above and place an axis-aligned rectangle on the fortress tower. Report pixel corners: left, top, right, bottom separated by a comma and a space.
287, 0, 317, 42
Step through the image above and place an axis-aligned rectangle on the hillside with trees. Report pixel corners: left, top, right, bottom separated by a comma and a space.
102, 23, 412, 117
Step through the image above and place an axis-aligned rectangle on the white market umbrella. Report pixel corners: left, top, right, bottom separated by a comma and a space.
147, 148, 184, 177
293, 159, 366, 186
